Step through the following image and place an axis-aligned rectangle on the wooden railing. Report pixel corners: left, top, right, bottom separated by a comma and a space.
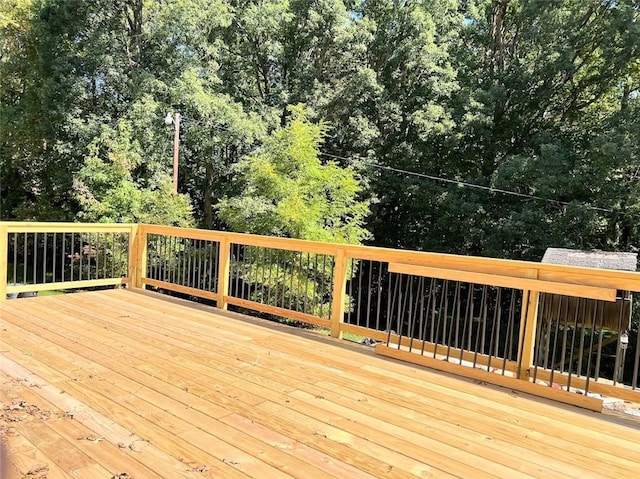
0, 222, 136, 298
3, 221, 640, 410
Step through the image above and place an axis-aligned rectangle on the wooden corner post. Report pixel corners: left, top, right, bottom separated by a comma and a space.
0, 224, 7, 301
517, 289, 541, 380
137, 225, 148, 289
127, 225, 143, 288
217, 238, 231, 310
330, 248, 349, 339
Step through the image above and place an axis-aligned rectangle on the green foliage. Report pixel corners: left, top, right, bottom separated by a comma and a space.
218, 105, 370, 244
2, 0, 640, 266
74, 120, 193, 226
218, 105, 370, 316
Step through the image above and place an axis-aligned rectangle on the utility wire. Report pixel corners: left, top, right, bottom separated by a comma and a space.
318, 151, 626, 216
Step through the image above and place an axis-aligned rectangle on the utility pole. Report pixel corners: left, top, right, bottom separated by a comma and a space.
172, 112, 181, 195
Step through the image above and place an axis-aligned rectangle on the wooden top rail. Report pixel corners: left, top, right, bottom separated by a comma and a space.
142, 224, 640, 292
141, 224, 343, 255
0, 222, 135, 233
388, 263, 618, 301
3, 222, 640, 292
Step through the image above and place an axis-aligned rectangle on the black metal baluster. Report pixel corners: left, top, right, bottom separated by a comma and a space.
52, 233, 57, 283
594, 299, 606, 381
632, 307, 640, 390
566, 297, 582, 390
433, 280, 448, 359
502, 292, 517, 374
532, 294, 547, 383
420, 278, 435, 355
577, 299, 588, 378
12, 233, 17, 285
473, 285, 488, 368
23, 232, 28, 285
487, 287, 502, 372
385, 273, 398, 347
42, 232, 47, 284
303, 252, 311, 314
584, 299, 599, 394
365, 261, 373, 329
447, 281, 461, 360
375, 263, 383, 331
549, 296, 563, 387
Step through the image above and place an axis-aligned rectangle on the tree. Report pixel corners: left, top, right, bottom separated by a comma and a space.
74, 119, 193, 226
218, 105, 370, 243
218, 105, 371, 316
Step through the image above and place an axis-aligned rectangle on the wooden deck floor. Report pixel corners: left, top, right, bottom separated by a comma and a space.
1, 290, 639, 478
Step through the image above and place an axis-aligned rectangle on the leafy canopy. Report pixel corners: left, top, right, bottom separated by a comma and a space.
218, 104, 370, 244
74, 119, 193, 226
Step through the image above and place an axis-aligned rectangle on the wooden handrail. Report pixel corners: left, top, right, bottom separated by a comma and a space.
3, 222, 640, 290
136, 223, 640, 291
3, 221, 640, 401
0, 222, 135, 299
388, 263, 617, 301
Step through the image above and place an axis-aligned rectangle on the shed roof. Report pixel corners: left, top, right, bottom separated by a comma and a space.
541, 248, 637, 272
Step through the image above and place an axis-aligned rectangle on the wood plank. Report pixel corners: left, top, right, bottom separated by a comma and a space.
375, 344, 602, 411
342, 244, 640, 292
219, 413, 379, 479
533, 368, 640, 403
3, 222, 134, 233
246, 337, 640, 468
288, 388, 573, 479
0, 351, 202, 479
388, 263, 617, 301
51, 290, 640, 452
36, 294, 640, 474
0, 342, 249, 479
298, 379, 623, 478
22, 292, 636, 450
3, 290, 640, 479
0, 300, 390, 477
2, 294, 472, 478
0, 376, 165, 479
142, 278, 220, 302
225, 296, 331, 327
0, 427, 72, 479
141, 225, 341, 255
5, 278, 126, 294
0, 328, 414, 479
339, 322, 520, 372
242, 329, 640, 451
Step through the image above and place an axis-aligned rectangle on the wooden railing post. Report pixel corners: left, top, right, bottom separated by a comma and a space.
517, 289, 541, 380
137, 225, 148, 289
0, 224, 7, 301
216, 237, 231, 310
128, 225, 139, 287
330, 248, 349, 339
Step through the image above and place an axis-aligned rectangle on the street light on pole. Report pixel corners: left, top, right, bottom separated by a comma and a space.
165, 112, 181, 195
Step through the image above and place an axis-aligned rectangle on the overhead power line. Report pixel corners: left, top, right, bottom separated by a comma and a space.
318, 151, 626, 217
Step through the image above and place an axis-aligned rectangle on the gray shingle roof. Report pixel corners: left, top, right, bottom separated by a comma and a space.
541, 248, 637, 272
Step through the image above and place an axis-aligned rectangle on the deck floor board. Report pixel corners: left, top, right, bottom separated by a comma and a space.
1, 289, 640, 478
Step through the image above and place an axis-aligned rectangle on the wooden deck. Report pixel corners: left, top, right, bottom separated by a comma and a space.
1, 290, 639, 478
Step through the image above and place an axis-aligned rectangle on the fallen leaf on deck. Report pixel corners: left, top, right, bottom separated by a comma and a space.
111, 473, 132, 479
25, 463, 49, 477
77, 434, 104, 443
